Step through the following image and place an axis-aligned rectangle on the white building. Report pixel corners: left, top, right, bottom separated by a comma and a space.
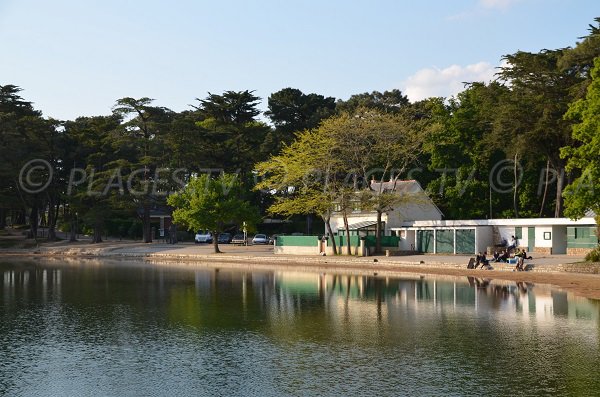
329, 180, 443, 237
392, 216, 598, 255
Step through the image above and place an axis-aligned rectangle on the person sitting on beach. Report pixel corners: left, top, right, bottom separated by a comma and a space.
475, 252, 490, 269
521, 250, 532, 260
514, 248, 526, 271
498, 250, 509, 262
493, 251, 501, 262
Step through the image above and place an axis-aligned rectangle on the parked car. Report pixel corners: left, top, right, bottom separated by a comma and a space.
252, 233, 269, 245
195, 230, 213, 243
231, 233, 246, 245
218, 232, 232, 244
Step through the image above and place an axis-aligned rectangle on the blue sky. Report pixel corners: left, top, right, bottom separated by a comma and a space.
0, 0, 597, 120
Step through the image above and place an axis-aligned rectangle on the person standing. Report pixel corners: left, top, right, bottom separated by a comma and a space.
507, 235, 518, 252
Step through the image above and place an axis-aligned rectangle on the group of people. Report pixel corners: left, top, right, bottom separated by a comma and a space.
469, 235, 534, 270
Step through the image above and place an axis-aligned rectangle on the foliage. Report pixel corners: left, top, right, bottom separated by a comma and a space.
336, 89, 409, 114
167, 173, 259, 253
562, 57, 600, 219
585, 247, 600, 262
2, 17, 600, 242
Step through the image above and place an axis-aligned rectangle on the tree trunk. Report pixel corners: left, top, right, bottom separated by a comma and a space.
69, 213, 77, 242
554, 167, 564, 218
92, 222, 103, 243
143, 203, 152, 243
29, 205, 38, 240
342, 211, 351, 255
539, 159, 550, 217
16, 210, 25, 225
0, 208, 6, 229
324, 216, 337, 255
212, 231, 221, 253
47, 196, 58, 241
375, 210, 383, 254
513, 153, 519, 218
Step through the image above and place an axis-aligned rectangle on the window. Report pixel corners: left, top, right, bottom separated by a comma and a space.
515, 227, 522, 239
543, 232, 551, 240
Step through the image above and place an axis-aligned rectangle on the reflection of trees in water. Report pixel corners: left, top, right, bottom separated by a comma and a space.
2, 261, 600, 342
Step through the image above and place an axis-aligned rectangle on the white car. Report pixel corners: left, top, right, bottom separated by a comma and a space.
252, 234, 269, 245
195, 230, 213, 243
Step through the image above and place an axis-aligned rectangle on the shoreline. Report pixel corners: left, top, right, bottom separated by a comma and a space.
2, 245, 600, 300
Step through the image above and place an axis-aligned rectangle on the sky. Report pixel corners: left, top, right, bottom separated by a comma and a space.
0, 0, 598, 120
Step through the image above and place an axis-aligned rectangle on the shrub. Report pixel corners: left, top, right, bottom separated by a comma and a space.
585, 247, 600, 262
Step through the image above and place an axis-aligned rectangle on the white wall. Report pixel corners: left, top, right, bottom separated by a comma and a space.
497, 226, 516, 246
535, 226, 553, 248
274, 246, 320, 255
398, 230, 416, 251
476, 226, 494, 254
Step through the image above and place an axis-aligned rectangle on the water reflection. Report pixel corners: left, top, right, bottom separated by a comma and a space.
1, 259, 599, 396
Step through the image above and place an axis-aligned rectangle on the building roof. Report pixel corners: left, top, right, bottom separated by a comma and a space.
345, 220, 378, 230
369, 179, 423, 194
392, 216, 597, 229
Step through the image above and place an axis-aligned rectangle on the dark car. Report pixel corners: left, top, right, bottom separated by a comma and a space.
218, 233, 232, 244
231, 233, 246, 245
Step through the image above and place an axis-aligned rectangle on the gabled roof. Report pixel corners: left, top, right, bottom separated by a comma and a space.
369, 179, 424, 194
369, 179, 444, 218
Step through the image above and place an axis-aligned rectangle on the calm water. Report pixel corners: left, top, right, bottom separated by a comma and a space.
1, 259, 599, 396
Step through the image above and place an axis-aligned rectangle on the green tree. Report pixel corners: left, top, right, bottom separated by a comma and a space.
336, 89, 409, 114
62, 115, 123, 243
0, 85, 65, 240
194, 90, 271, 175
496, 49, 582, 217
328, 107, 434, 253
265, 88, 336, 147
255, 128, 341, 254
167, 173, 259, 253
561, 57, 600, 220
112, 97, 174, 243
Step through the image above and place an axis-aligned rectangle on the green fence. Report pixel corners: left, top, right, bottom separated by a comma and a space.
277, 236, 319, 247
364, 235, 400, 248
276, 235, 401, 249
567, 227, 599, 248
328, 235, 361, 247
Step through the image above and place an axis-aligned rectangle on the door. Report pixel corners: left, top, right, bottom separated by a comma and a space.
528, 227, 535, 252
456, 229, 476, 254
436, 229, 454, 254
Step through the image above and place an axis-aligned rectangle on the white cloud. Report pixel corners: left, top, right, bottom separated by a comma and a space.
402, 62, 497, 102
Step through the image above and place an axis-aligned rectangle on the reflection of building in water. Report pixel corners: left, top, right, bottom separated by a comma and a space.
266, 271, 600, 327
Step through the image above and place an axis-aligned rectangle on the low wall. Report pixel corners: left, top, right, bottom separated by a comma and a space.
567, 247, 595, 255
274, 245, 320, 255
